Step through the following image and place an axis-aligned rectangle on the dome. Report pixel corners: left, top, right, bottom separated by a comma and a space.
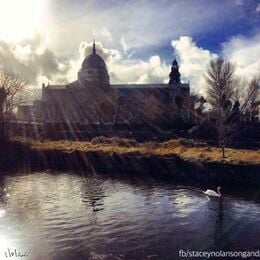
78, 40, 110, 87
82, 53, 107, 69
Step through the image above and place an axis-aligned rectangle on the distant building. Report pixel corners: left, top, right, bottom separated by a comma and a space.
22, 41, 192, 125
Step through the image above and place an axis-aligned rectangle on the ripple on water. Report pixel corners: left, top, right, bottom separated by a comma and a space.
0, 172, 259, 259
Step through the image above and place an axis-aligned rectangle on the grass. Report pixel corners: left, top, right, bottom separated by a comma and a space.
13, 137, 260, 165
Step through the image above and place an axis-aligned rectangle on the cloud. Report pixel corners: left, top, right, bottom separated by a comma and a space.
79, 41, 121, 63
109, 55, 170, 84
222, 33, 260, 80
171, 36, 217, 95
170, 33, 260, 95
0, 35, 70, 86
92, 27, 113, 42
235, 0, 244, 5
0, 32, 259, 102
64, 40, 170, 85
120, 37, 129, 54
0, 36, 170, 88
45, 0, 249, 54
257, 3, 260, 12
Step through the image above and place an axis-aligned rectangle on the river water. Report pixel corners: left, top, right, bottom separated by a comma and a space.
0, 171, 259, 260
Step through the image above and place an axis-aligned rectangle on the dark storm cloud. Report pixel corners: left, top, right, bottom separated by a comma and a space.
0, 35, 70, 85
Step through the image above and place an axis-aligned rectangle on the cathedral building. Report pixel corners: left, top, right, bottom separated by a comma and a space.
21, 41, 192, 126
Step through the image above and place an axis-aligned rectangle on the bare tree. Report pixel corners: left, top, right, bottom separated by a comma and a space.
0, 67, 27, 141
194, 95, 206, 123
205, 57, 259, 157
241, 77, 259, 122
205, 57, 237, 158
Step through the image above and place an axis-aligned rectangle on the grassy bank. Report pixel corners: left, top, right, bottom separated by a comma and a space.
0, 137, 259, 187
14, 136, 260, 165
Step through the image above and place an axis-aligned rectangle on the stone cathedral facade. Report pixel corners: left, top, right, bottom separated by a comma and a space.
20, 42, 192, 125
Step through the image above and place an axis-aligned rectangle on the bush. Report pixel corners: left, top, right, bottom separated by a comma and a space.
91, 136, 138, 147
91, 136, 108, 145
162, 138, 207, 149
144, 141, 160, 149
161, 139, 180, 148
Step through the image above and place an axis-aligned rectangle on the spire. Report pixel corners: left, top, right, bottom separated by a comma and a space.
93, 39, 96, 54
169, 58, 181, 84
172, 59, 178, 66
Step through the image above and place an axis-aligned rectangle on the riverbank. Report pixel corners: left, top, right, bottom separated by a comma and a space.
1, 137, 260, 187
27, 137, 260, 165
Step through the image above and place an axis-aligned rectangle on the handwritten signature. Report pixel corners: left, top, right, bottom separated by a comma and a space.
4, 248, 28, 258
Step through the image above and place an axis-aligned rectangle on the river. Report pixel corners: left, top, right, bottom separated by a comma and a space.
0, 171, 259, 259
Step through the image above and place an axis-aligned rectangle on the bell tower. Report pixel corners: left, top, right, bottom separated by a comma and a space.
169, 59, 181, 84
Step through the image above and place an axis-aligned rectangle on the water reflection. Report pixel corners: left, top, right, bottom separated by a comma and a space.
0, 172, 258, 259
214, 198, 224, 247
0, 179, 6, 206
81, 177, 106, 212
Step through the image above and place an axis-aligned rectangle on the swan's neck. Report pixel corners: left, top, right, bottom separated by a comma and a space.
217, 189, 221, 196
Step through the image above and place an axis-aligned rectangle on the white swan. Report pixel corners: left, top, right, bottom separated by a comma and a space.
203, 186, 222, 197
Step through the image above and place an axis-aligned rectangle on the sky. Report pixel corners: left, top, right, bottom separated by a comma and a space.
0, 0, 259, 95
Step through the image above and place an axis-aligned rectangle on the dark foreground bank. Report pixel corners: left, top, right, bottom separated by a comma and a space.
0, 140, 259, 188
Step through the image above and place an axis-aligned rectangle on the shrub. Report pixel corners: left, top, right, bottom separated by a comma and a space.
91, 136, 108, 145
161, 139, 181, 148
162, 138, 207, 149
144, 141, 160, 149
91, 136, 138, 147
